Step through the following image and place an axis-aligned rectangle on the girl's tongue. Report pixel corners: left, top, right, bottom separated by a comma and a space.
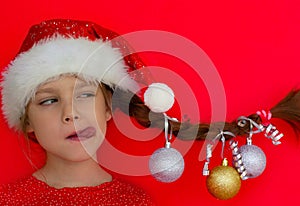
67, 127, 96, 141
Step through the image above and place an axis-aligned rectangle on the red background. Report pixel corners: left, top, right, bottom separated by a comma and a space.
1, 0, 300, 205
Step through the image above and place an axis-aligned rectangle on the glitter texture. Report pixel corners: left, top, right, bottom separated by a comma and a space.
149, 147, 184, 183
239, 144, 267, 178
18, 19, 151, 85
206, 165, 241, 200
0, 176, 155, 205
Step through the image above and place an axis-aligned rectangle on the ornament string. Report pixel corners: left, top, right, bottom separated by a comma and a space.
256, 110, 283, 145
237, 116, 264, 139
220, 131, 226, 159
264, 124, 283, 145
237, 115, 283, 145
148, 113, 184, 183
203, 144, 212, 176
234, 115, 270, 179
163, 113, 179, 148
202, 130, 235, 176
230, 140, 248, 180
256, 110, 272, 126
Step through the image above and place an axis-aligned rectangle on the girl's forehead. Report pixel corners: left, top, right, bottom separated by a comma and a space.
37, 75, 98, 90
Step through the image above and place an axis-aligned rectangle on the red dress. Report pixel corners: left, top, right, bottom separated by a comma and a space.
0, 176, 155, 206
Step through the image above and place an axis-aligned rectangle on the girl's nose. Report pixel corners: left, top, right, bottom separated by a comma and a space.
62, 100, 80, 123
64, 115, 79, 123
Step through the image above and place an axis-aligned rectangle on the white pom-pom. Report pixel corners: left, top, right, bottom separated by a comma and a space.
144, 83, 175, 113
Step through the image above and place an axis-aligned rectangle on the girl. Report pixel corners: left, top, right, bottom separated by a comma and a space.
0, 19, 157, 205
1, 19, 300, 205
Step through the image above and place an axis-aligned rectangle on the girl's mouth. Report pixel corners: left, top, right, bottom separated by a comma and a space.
66, 127, 96, 141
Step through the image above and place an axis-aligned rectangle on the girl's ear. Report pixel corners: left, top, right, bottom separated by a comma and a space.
106, 111, 112, 121
25, 119, 34, 133
105, 105, 112, 121
105, 90, 112, 122
23, 116, 38, 142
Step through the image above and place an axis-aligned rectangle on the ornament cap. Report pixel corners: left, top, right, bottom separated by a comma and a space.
222, 158, 228, 166
165, 141, 171, 148
246, 138, 252, 145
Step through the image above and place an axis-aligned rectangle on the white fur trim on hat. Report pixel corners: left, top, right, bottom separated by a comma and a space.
1, 35, 138, 130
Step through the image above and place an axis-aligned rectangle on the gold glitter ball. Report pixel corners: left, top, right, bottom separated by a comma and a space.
206, 164, 241, 200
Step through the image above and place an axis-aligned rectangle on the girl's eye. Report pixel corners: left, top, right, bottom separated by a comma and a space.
39, 98, 58, 105
77, 93, 96, 99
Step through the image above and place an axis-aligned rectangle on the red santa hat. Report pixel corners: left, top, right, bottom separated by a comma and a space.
1, 19, 174, 130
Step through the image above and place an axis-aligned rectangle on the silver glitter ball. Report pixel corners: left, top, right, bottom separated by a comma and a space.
239, 144, 266, 178
149, 147, 184, 183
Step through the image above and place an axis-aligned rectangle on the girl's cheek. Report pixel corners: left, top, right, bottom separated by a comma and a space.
76, 102, 95, 114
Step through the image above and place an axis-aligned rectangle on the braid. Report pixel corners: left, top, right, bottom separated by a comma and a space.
270, 89, 300, 134
113, 89, 300, 141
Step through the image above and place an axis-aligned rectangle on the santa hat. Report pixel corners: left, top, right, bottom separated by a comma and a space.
1, 19, 174, 130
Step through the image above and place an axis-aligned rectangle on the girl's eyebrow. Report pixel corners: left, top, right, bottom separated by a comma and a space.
35, 78, 98, 93
36, 83, 97, 95
74, 82, 98, 89
35, 88, 57, 95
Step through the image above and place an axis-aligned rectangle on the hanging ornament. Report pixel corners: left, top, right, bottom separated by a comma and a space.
203, 110, 285, 199
238, 143, 266, 178
149, 113, 184, 183
149, 147, 184, 183
235, 116, 267, 178
204, 131, 240, 200
206, 158, 241, 200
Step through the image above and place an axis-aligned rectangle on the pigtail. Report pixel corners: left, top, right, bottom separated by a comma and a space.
270, 89, 300, 134
114, 89, 300, 141
178, 89, 300, 140
121, 90, 166, 129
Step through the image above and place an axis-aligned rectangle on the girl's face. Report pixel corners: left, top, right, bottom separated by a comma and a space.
26, 76, 112, 162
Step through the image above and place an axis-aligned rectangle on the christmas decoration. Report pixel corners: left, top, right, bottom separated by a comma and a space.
149, 147, 184, 183
144, 83, 175, 113
232, 115, 280, 179
1, 19, 177, 130
202, 130, 235, 176
230, 140, 247, 180
238, 144, 266, 178
200, 107, 289, 200
149, 113, 184, 182
203, 131, 241, 200
206, 158, 241, 200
